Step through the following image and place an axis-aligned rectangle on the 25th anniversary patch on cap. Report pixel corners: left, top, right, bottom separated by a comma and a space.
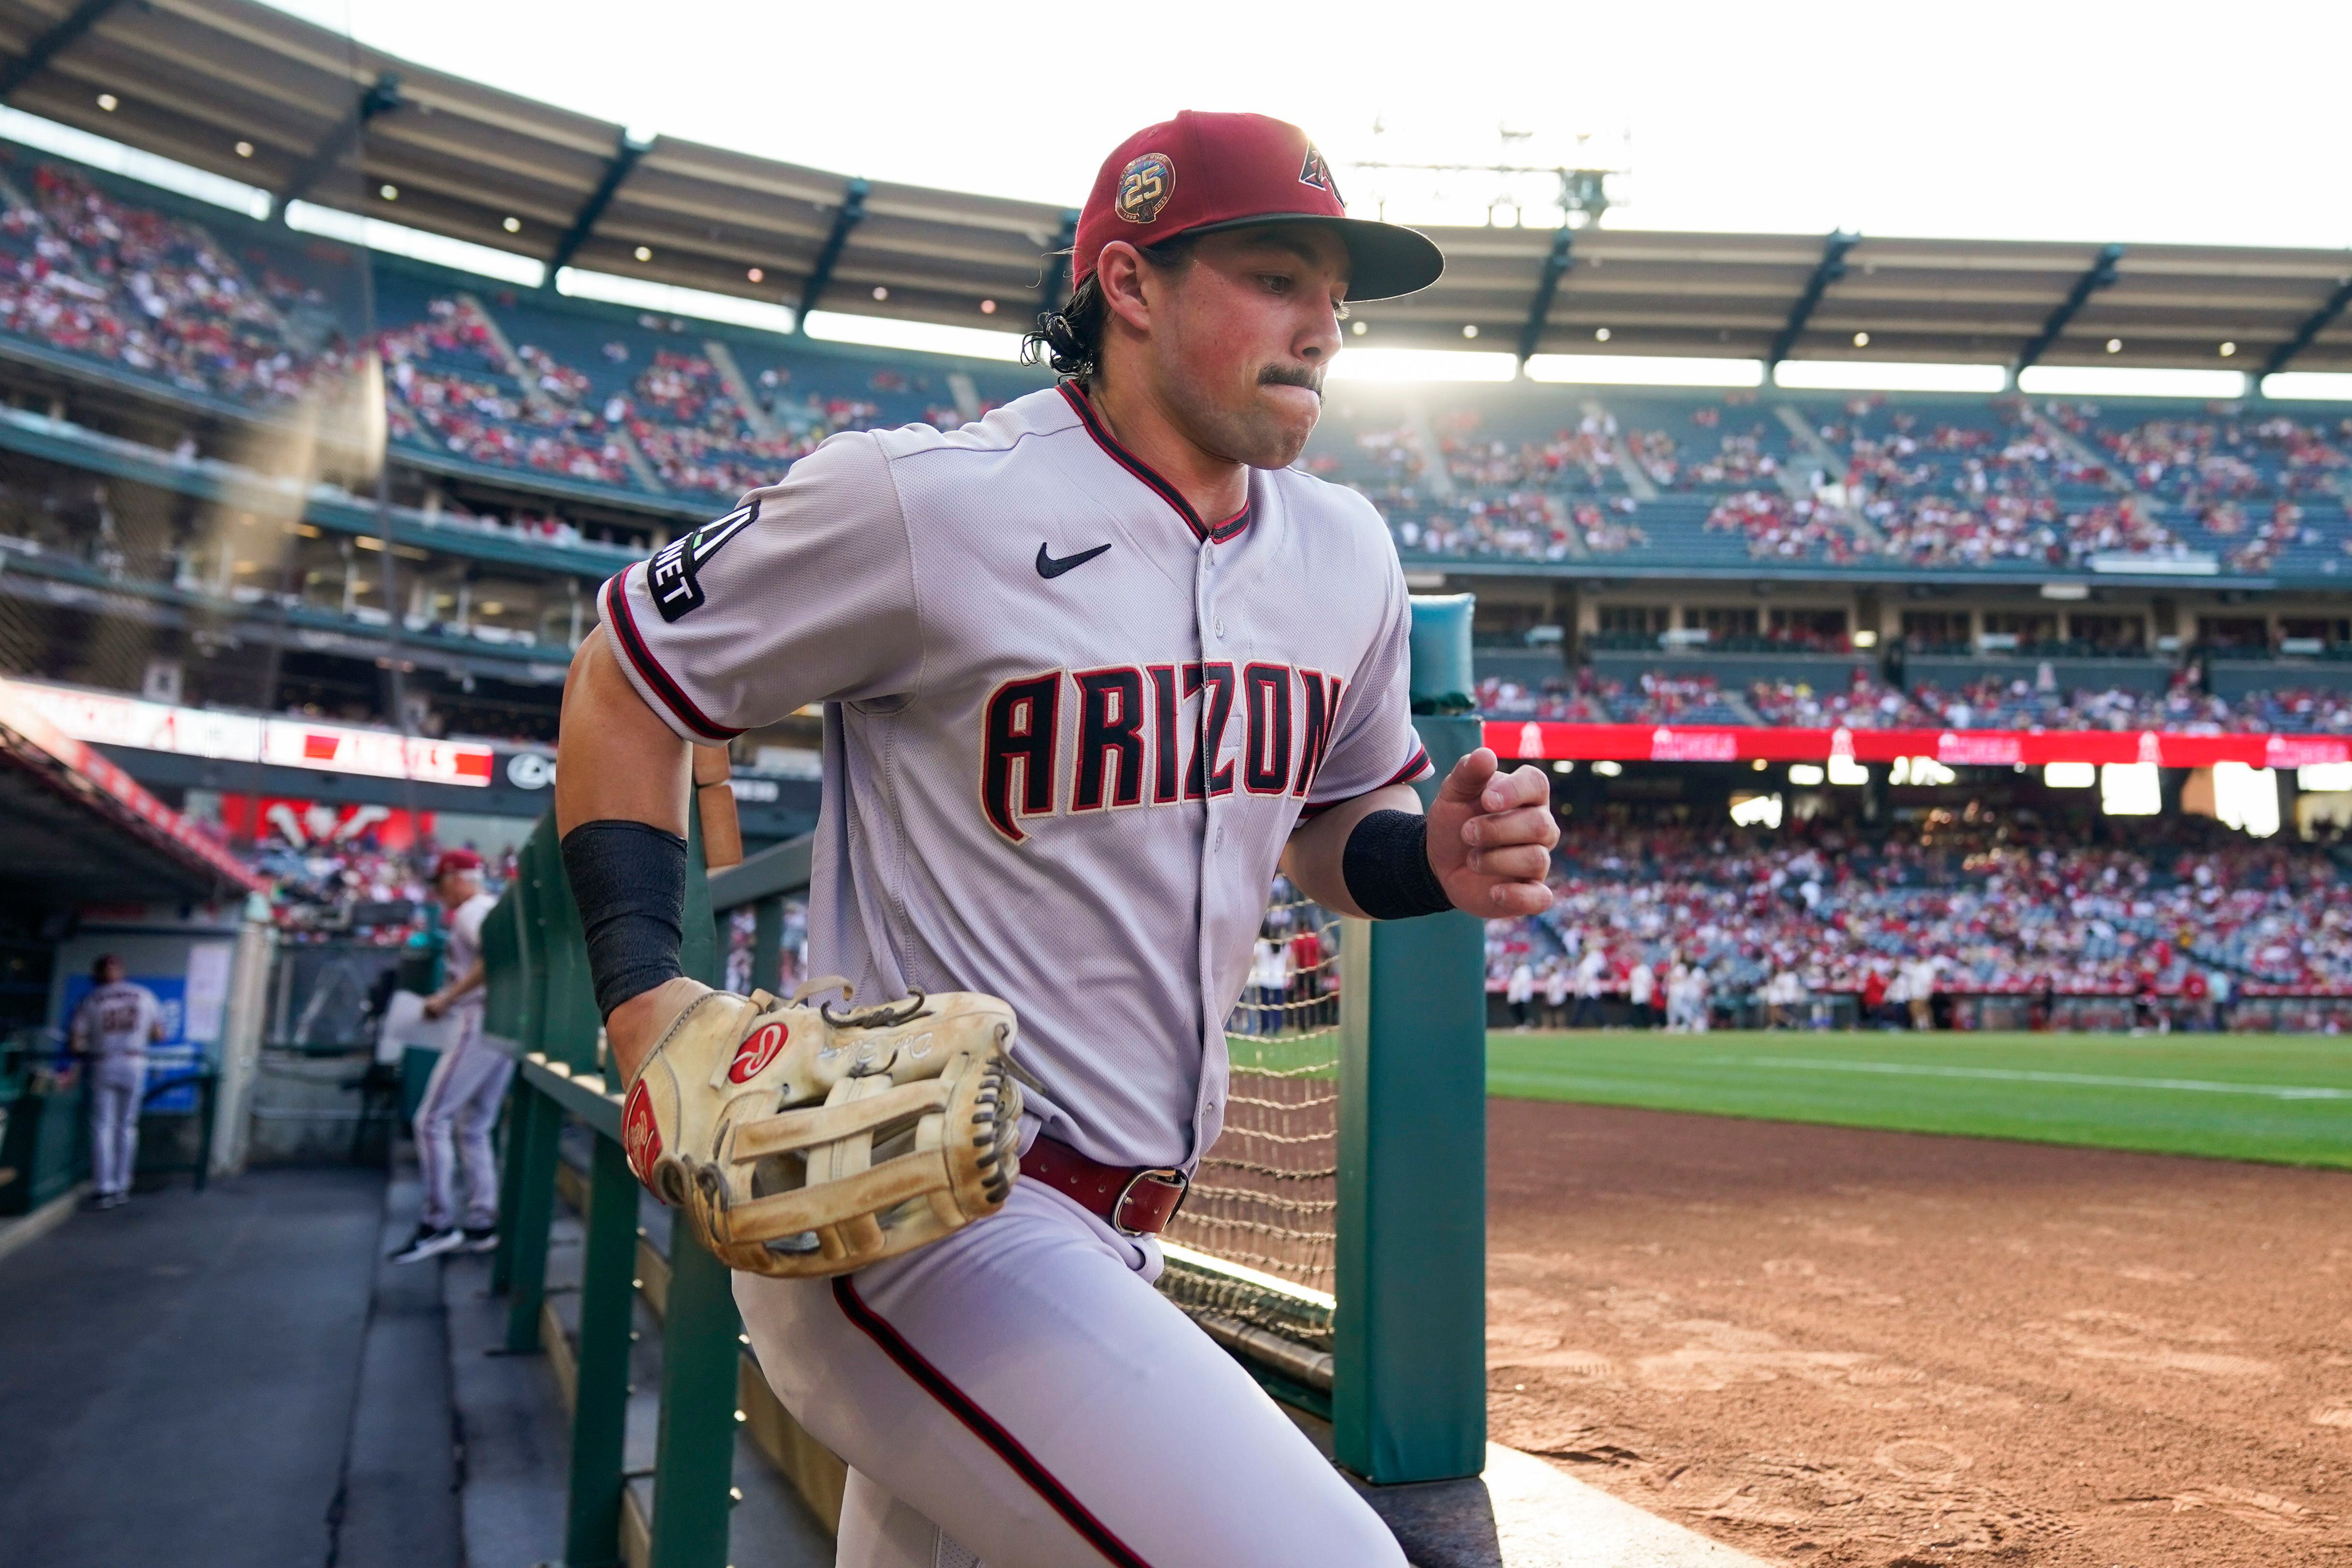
1116, 153, 1175, 223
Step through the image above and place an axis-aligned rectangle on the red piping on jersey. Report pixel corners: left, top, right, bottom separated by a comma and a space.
832, 1276, 1158, 1568
1381, 745, 1434, 787
1056, 382, 1250, 544
601, 573, 744, 741
1298, 746, 1432, 819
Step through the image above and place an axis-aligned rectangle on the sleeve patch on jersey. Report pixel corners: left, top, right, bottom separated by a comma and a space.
647, 500, 758, 623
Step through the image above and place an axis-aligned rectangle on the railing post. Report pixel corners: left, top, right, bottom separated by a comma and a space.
647, 1231, 742, 1568
641, 805, 737, 1568
751, 894, 784, 995
502, 1085, 564, 1354
562, 1132, 642, 1568
1332, 594, 1489, 1484
489, 1081, 530, 1295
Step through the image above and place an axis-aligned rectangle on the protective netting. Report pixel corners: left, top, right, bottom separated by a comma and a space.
1158, 881, 1341, 1357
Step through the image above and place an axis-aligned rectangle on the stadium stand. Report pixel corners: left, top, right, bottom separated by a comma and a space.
1491, 810, 2352, 1008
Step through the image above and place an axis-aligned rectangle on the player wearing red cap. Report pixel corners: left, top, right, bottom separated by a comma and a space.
555, 111, 1557, 1564
391, 845, 510, 1262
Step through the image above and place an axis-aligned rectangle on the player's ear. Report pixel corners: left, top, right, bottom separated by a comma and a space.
1095, 240, 1154, 334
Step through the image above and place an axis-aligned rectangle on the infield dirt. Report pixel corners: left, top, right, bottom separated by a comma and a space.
1485, 1099, 2352, 1567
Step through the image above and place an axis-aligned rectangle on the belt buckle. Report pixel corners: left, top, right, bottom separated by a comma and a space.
1111, 1166, 1189, 1237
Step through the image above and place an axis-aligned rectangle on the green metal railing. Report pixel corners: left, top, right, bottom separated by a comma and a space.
480, 596, 1490, 1565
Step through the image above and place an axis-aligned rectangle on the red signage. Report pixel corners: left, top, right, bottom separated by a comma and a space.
1485, 720, 2352, 770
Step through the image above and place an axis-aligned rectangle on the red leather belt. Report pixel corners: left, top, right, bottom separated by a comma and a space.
1020, 1137, 1189, 1237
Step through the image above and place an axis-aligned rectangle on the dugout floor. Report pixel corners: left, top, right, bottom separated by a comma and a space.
1485, 1099, 2352, 1567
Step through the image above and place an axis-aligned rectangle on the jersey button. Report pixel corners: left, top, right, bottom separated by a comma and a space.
1214, 825, 1226, 850
1213, 617, 1226, 640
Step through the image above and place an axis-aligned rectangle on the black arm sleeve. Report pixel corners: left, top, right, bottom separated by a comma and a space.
1341, 809, 1455, 921
560, 820, 688, 1018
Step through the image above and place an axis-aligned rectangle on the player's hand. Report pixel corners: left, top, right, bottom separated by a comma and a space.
1426, 748, 1558, 917
604, 976, 714, 1087
421, 992, 448, 1020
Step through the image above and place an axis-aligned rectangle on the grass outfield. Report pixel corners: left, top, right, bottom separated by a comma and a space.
1484, 1030, 2352, 1169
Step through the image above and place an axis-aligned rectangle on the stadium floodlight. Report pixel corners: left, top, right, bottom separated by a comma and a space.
2100, 762, 2162, 815
1788, 763, 1826, 786
1523, 354, 1763, 388
1327, 349, 1517, 383
1771, 360, 2005, 394
799, 310, 1022, 362
1729, 793, 1783, 828
2044, 761, 2097, 789
1827, 755, 1868, 786
2017, 366, 2248, 399
289, 202, 545, 287
1550, 760, 1575, 774
2213, 762, 2281, 838
2263, 372, 2352, 400
562, 268, 802, 338
1591, 759, 1624, 777
2298, 763, 2352, 793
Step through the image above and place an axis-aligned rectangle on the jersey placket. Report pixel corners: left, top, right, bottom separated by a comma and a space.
1190, 533, 1226, 1163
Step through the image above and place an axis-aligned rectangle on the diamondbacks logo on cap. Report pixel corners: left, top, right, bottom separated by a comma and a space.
1116, 153, 1175, 224
1299, 145, 1340, 203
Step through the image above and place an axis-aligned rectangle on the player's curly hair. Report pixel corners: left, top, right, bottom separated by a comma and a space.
1023, 237, 1198, 386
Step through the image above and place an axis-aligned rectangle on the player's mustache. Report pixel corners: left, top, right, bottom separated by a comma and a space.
1258, 363, 1324, 398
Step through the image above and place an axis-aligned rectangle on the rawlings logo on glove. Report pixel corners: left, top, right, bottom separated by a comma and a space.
621, 977, 1023, 1277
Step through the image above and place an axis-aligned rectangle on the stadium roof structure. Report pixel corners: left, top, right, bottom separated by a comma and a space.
2, 0, 2352, 376
0, 677, 262, 904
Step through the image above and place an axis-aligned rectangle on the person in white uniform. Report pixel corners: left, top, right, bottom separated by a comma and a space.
391, 848, 510, 1263
553, 111, 1561, 1568
69, 954, 163, 1209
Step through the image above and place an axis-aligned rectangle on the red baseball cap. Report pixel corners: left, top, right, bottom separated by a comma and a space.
432, 848, 483, 879
1073, 112, 1443, 302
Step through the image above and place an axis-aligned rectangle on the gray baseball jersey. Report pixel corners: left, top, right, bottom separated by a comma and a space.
442, 891, 497, 1019
73, 980, 161, 1059
601, 383, 1427, 1169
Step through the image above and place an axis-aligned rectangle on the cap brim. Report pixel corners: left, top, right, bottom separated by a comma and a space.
1179, 212, 1445, 301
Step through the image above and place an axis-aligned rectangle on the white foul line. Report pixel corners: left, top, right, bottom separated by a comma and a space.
1709, 1057, 2352, 1101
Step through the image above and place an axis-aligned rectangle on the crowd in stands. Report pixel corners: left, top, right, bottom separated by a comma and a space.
230, 828, 518, 941
0, 163, 333, 405
380, 297, 633, 487
1705, 489, 1866, 562
1488, 665, 2352, 735
1483, 812, 2352, 1020
1746, 670, 1917, 729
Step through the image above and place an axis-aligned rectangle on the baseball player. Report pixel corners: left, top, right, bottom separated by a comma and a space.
68, 954, 163, 1209
390, 847, 509, 1263
554, 111, 1559, 1568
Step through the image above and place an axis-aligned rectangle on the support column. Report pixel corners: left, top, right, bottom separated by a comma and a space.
1332, 594, 1489, 1483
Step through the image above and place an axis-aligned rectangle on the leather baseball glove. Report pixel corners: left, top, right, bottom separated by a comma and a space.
621, 977, 1023, 1276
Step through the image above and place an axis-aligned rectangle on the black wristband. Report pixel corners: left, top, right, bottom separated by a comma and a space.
561, 820, 688, 1019
1341, 809, 1455, 921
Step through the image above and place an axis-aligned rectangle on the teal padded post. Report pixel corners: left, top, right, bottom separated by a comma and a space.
1332, 593, 1488, 1483
562, 1132, 641, 1568
1405, 592, 1476, 716
647, 1230, 741, 1568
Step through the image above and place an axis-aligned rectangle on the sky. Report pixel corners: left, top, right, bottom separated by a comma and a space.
266, 0, 2352, 251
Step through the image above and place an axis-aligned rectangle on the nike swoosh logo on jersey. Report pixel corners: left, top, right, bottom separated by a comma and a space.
1035, 542, 1111, 579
